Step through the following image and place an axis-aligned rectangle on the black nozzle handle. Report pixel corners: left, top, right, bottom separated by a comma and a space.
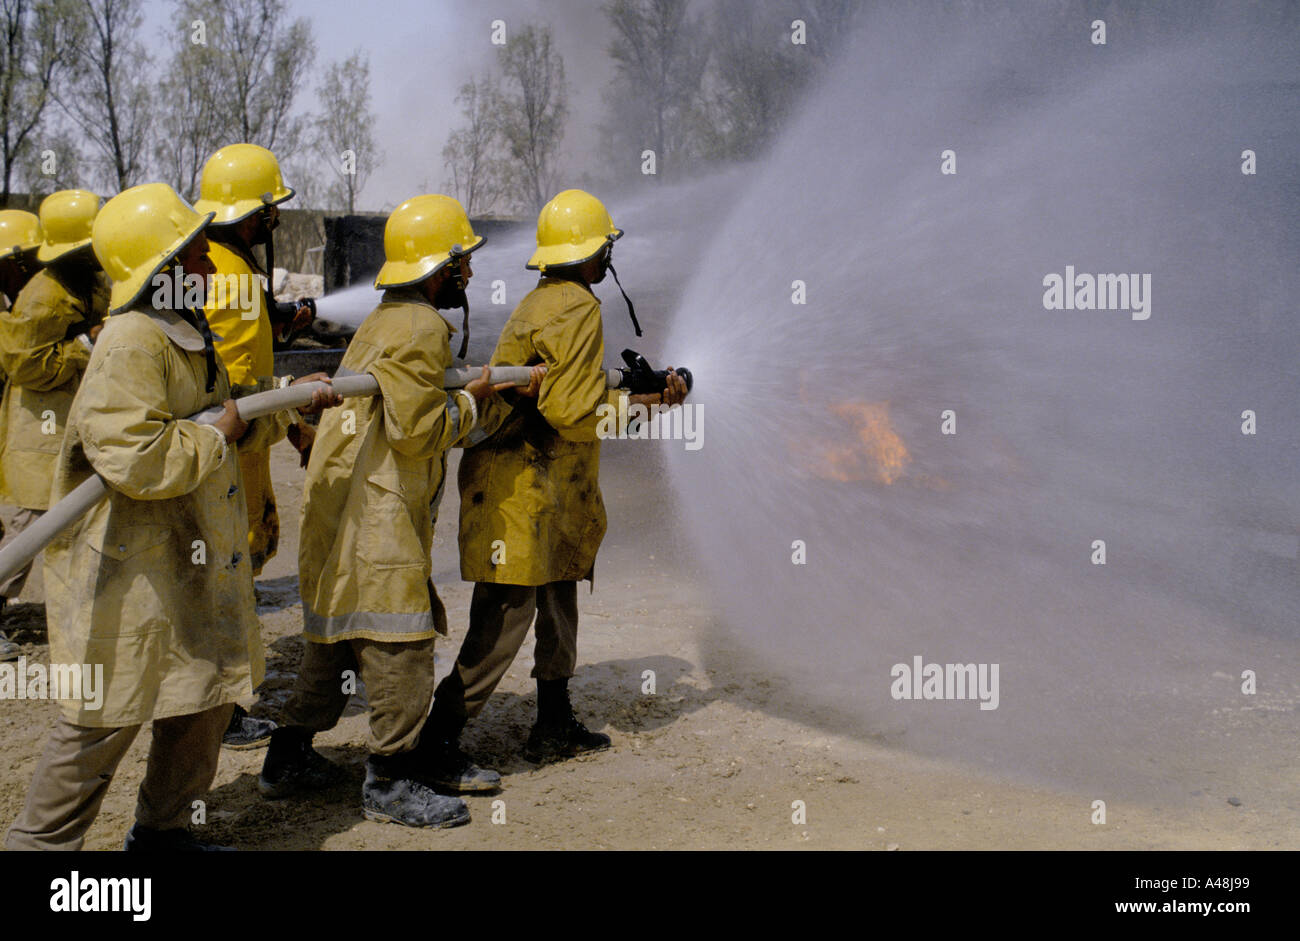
616, 348, 693, 395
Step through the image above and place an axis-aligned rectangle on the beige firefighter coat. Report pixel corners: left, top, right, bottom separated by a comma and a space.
297, 288, 477, 644
0, 266, 108, 510
458, 276, 627, 587
42, 304, 287, 727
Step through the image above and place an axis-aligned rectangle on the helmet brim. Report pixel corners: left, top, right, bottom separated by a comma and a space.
0, 243, 39, 263
374, 233, 486, 290
526, 227, 622, 271
37, 237, 95, 264
194, 184, 296, 226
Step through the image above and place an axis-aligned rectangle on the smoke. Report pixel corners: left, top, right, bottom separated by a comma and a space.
661, 4, 1300, 796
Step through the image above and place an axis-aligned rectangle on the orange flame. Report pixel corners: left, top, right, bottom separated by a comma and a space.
813, 400, 912, 484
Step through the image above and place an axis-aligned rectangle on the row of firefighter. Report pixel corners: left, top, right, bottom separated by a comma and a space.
0, 143, 691, 848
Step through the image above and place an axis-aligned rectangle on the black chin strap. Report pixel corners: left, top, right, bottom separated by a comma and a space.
448, 252, 470, 359
262, 223, 274, 276
457, 301, 469, 360
159, 262, 219, 391
194, 307, 219, 393
606, 260, 642, 338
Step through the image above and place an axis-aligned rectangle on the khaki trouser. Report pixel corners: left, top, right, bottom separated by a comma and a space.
433, 581, 579, 722
239, 448, 278, 577
4, 703, 234, 851
0, 507, 43, 599
280, 637, 436, 756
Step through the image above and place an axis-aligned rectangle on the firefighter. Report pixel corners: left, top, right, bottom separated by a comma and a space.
420, 189, 688, 788
0, 193, 107, 662
3, 182, 340, 851
0, 209, 42, 660
193, 143, 315, 748
0, 210, 42, 309
258, 194, 532, 829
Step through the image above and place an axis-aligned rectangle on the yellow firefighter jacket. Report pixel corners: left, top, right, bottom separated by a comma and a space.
203, 238, 280, 573
297, 288, 478, 644
458, 277, 628, 586
204, 239, 273, 387
42, 303, 288, 727
0, 265, 108, 509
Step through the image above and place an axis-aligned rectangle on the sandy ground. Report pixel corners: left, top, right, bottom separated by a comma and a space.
0, 439, 1296, 852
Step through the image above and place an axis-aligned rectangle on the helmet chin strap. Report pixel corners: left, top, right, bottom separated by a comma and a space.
457, 300, 469, 360
605, 246, 642, 338
445, 250, 470, 359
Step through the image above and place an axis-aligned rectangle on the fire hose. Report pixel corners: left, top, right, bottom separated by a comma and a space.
0, 351, 691, 585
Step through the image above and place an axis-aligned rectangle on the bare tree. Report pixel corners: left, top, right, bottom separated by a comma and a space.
59, 0, 151, 191
441, 76, 508, 217
223, 0, 313, 156
15, 125, 80, 195
695, 0, 802, 162
800, 0, 866, 63
603, 0, 708, 180
495, 23, 567, 213
313, 50, 381, 214
154, 0, 314, 200
0, 0, 81, 205
154, 2, 224, 199
690, 0, 864, 165
283, 155, 323, 209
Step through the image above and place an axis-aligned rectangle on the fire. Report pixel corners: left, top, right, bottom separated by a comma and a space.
813, 400, 912, 484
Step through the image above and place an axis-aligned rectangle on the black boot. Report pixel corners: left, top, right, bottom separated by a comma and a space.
222, 704, 277, 750
414, 706, 501, 794
0, 599, 19, 663
258, 726, 344, 799
361, 753, 471, 829
123, 823, 234, 852
523, 678, 611, 764
0, 629, 18, 663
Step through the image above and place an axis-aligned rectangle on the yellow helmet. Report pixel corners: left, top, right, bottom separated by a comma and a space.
527, 189, 622, 272
92, 183, 215, 313
0, 210, 42, 261
37, 189, 99, 263
193, 143, 294, 225
374, 194, 484, 289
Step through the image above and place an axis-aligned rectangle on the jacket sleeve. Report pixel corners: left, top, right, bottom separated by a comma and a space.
75, 342, 226, 500
463, 393, 513, 445
0, 288, 90, 392
365, 329, 477, 459
532, 292, 620, 442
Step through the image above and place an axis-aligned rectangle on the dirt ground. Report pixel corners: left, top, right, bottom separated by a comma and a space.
0, 440, 1295, 851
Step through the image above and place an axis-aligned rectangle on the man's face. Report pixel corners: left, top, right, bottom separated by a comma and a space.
250, 204, 280, 244
177, 232, 216, 282
588, 244, 610, 284
0, 257, 23, 296
1, 249, 36, 283
431, 254, 472, 309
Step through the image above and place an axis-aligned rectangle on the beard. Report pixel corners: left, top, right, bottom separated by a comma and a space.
432, 275, 467, 310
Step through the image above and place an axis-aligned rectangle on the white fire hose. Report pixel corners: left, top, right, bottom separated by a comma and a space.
0, 365, 620, 586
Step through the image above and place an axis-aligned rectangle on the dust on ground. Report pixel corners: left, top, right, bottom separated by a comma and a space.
0, 440, 1295, 851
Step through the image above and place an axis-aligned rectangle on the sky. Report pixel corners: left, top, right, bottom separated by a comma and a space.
141, 0, 624, 212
